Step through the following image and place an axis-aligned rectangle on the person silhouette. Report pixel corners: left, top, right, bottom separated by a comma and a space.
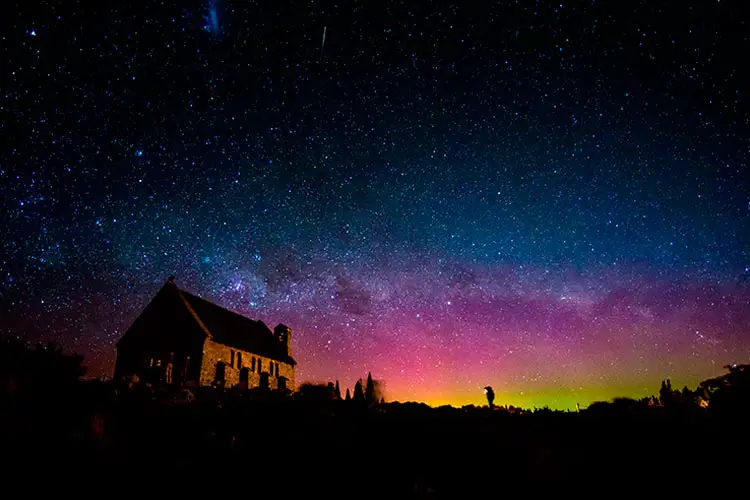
484, 386, 495, 409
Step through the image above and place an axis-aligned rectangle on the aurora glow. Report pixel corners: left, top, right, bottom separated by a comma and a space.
3, 0, 749, 409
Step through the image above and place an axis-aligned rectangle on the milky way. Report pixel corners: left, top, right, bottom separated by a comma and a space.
3, 0, 749, 408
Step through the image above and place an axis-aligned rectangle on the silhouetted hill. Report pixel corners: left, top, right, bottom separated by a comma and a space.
1, 338, 749, 493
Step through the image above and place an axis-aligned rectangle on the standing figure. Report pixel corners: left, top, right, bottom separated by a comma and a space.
484, 386, 495, 409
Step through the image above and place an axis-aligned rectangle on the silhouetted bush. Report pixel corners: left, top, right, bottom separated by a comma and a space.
295, 382, 336, 401
0, 335, 86, 399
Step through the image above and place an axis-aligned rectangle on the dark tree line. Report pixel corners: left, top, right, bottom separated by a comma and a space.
1, 335, 749, 493
587, 364, 750, 416
296, 372, 385, 405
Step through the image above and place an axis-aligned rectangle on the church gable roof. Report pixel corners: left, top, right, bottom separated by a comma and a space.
178, 288, 295, 365
122, 278, 296, 366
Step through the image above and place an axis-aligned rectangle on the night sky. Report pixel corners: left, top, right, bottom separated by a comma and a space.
3, 0, 749, 409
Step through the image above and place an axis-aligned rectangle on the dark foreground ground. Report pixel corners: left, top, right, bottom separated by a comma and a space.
2, 382, 749, 495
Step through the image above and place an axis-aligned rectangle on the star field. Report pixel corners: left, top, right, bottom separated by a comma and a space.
3, 0, 749, 408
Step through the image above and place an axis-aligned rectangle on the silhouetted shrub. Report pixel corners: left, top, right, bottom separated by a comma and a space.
295, 382, 336, 401
0, 336, 86, 399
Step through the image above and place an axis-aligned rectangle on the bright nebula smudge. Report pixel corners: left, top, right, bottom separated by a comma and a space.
203, 0, 220, 38
3, 1, 749, 409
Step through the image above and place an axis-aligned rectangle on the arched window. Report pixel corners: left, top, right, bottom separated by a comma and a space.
215, 361, 226, 383
230, 350, 235, 368
237, 352, 242, 368
251, 357, 256, 372
257, 359, 262, 373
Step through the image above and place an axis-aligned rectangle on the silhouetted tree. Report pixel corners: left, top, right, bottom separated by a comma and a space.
659, 379, 678, 408
345, 388, 351, 401
681, 386, 695, 407
699, 364, 750, 415
334, 380, 342, 400
659, 379, 669, 403
365, 372, 375, 405
353, 379, 365, 402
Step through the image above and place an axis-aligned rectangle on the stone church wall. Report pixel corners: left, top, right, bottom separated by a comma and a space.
199, 339, 296, 390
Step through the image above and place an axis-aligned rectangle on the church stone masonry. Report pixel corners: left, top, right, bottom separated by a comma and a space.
114, 277, 296, 391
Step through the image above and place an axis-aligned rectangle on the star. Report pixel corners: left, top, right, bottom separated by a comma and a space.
2, 0, 748, 409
